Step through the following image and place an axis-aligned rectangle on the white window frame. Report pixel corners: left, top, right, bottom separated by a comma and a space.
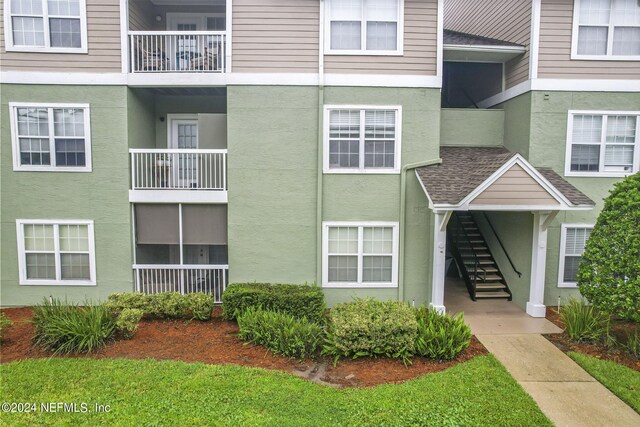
4, 0, 88, 53
565, 110, 640, 177
323, 105, 402, 174
324, 0, 405, 56
16, 219, 97, 286
322, 221, 399, 288
571, 0, 640, 60
558, 223, 594, 288
9, 102, 92, 172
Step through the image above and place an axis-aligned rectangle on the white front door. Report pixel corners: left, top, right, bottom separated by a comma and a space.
170, 119, 199, 188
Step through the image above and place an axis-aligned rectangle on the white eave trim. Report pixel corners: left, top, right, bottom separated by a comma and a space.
444, 44, 526, 62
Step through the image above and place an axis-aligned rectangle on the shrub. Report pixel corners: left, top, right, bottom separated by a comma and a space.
237, 307, 324, 360
323, 298, 417, 364
106, 292, 202, 319
0, 312, 12, 340
116, 308, 144, 339
185, 293, 215, 320
560, 299, 608, 342
625, 330, 640, 358
222, 283, 326, 323
146, 293, 187, 318
105, 292, 149, 313
414, 307, 471, 360
32, 299, 116, 354
578, 172, 640, 322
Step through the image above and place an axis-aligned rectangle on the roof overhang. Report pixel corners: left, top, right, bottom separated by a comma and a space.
444, 45, 527, 62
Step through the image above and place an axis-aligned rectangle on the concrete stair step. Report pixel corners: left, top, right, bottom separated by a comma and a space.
475, 283, 507, 290
475, 291, 511, 299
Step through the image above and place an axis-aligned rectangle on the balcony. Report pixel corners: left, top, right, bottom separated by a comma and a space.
129, 149, 227, 203
129, 31, 227, 74
133, 264, 228, 303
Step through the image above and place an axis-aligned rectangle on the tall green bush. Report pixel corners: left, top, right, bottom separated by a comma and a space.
414, 307, 471, 360
222, 283, 326, 323
578, 172, 640, 322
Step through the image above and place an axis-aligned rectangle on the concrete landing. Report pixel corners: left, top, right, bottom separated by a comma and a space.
477, 334, 640, 427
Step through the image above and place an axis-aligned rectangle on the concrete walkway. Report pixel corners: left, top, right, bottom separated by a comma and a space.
477, 334, 640, 427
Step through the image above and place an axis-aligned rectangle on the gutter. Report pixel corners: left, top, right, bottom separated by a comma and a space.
316, 0, 325, 284
398, 158, 442, 302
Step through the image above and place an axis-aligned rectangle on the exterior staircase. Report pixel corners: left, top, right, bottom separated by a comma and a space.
448, 212, 512, 301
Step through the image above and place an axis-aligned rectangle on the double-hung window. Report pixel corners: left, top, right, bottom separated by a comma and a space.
10, 103, 92, 172
6, 0, 87, 52
326, 0, 404, 54
573, 0, 640, 58
325, 106, 401, 173
558, 225, 593, 287
566, 111, 639, 176
16, 220, 96, 286
323, 222, 399, 288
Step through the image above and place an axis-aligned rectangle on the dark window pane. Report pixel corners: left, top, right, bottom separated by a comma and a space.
55, 139, 86, 166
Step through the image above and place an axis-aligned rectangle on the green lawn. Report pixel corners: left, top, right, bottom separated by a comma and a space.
0, 355, 550, 426
568, 352, 640, 413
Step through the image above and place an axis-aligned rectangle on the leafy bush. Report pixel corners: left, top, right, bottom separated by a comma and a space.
560, 299, 608, 342
32, 299, 117, 354
237, 307, 324, 360
0, 312, 12, 340
105, 292, 149, 313
146, 293, 187, 318
625, 330, 640, 358
414, 307, 471, 360
222, 283, 326, 323
578, 172, 640, 322
323, 298, 417, 364
185, 293, 215, 320
116, 308, 144, 339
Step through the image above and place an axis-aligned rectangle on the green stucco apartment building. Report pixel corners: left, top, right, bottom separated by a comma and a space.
1, 0, 639, 318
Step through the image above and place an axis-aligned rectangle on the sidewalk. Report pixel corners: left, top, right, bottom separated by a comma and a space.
477, 334, 640, 427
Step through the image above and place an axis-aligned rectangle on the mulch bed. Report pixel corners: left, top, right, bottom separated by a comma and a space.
544, 307, 639, 372
0, 307, 488, 388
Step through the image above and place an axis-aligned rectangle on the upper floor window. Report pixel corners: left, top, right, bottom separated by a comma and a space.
9, 103, 92, 172
558, 225, 593, 287
6, 0, 87, 53
573, 0, 640, 59
566, 111, 639, 177
324, 106, 401, 174
326, 0, 404, 55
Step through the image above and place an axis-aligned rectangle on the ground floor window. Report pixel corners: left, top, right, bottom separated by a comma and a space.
558, 224, 593, 288
322, 221, 399, 288
16, 219, 96, 286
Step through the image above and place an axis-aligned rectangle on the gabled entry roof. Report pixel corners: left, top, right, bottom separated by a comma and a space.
443, 30, 526, 62
415, 147, 594, 210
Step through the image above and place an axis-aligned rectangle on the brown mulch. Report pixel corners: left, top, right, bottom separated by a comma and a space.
544, 307, 639, 372
0, 307, 488, 388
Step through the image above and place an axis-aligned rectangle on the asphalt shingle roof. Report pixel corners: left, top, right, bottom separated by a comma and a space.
444, 30, 524, 48
415, 146, 595, 207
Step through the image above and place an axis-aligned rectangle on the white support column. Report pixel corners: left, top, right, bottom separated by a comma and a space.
431, 211, 451, 314
527, 211, 549, 317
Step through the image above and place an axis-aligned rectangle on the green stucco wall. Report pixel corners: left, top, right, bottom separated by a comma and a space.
1, 84, 134, 306
440, 109, 504, 146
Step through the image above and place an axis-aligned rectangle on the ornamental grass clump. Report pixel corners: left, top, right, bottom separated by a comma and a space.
414, 306, 471, 360
0, 312, 12, 340
323, 298, 417, 364
32, 298, 117, 354
559, 298, 608, 343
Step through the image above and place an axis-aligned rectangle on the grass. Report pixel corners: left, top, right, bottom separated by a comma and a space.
568, 352, 640, 413
0, 356, 551, 426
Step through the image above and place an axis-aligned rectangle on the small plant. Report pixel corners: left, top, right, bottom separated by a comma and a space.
237, 307, 324, 360
185, 293, 215, 320
625, 330, 640, 358
32, 299, 117, 354
222, 283, 326, 323
414, 307, 471, 360
0, 312, 12, 340
322, 298, 417, 365
559, 298, 608, 343
115, 308, 144, 339
105, 292, 149, 313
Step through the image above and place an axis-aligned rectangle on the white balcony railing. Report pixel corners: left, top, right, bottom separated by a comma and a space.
130, 149, 227, 191
129, 31, 226, 73
133, 264, 228, 303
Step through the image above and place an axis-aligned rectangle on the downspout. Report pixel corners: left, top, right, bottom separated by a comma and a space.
398, 158, 442, 301
316, 0, 325, 284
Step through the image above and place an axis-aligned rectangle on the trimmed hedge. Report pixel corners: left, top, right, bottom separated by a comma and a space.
414, 307, 471, 360
105, 292, 214, 320
323, 298, 417, 363
222, 283, 326, 323
116, 308, 144, 339
237, 307, 324, 360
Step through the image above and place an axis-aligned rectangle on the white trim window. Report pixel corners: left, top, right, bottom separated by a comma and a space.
5, 0, 88, 53
9, 103, 92, 172
325, 0, 404, 55
572, 0, 640, 59
322, 222, 399, 288
566, 111, 640, 177
324, 105, 402, 173
16, 220, 96, 286
558, 224, 593, 287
